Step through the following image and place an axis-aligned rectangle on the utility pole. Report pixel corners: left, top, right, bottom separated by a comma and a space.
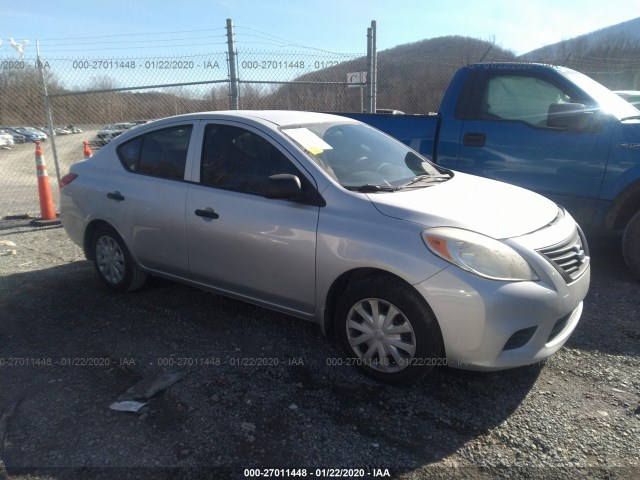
226, 18, 240, 110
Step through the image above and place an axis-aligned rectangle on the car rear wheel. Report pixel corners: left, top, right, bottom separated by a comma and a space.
622, 210, 640, 281
335, 275, 443, 385
91, 225, 148, 292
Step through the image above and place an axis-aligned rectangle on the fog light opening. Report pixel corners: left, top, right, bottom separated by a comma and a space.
503, 326, 538, 351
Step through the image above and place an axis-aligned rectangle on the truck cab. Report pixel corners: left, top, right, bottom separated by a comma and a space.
340, 63, 640, 279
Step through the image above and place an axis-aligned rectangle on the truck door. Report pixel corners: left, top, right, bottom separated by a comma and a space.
455, 68, 611, 227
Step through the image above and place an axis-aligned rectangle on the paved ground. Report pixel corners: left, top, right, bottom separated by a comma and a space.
0, 220, 638, 480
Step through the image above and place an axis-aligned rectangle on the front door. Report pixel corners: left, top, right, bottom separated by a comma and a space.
185, 122, 320, 315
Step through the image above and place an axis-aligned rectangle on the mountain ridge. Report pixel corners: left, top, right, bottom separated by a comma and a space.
521, 16, 640, 59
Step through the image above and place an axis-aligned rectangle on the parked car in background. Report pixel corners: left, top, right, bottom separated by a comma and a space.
34, 126, 54, 137
614, 90, 640, 108
24, 127, 47, 141
55, 127, 71, 135
60, 110, 590, 384
0, 128, 25, 144
9, 127, 46, 142
0, 132, 13, 148
7, 127, 39, 143
96, 122, 135, 144
66, 125, 83, 134
376, 109, 406, 114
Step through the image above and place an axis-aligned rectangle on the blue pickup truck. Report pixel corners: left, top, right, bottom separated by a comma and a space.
340, 63, 640, 279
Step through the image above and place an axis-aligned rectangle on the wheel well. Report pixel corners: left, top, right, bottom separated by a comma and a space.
323, 268, 429, 336
83, 219, 109, 260
323, 268, 390, 337
607, 181, 640, 232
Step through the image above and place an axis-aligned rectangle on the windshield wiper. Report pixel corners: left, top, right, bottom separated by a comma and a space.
346, 184, 397, 193
620, 115, 640, 121
397, 174, 451, 189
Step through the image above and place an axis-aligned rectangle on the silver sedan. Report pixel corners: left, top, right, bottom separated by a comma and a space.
60, 111, 590, 384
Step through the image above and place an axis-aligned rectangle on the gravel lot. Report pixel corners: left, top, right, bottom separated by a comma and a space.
0, 219, 638, 480
0, 128, 100, 219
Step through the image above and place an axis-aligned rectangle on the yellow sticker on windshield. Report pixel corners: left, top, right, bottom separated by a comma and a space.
285, 128, 333, 155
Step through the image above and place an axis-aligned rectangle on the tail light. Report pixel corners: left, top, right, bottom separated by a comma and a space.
60, 173, 78, 188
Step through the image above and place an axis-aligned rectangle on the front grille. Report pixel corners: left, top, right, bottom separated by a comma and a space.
537, 227, 590, 283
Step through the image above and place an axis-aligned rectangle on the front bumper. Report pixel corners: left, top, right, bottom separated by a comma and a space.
416, 215, 590, 371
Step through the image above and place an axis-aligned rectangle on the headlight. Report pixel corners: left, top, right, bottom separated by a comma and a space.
422, 227, 539, 281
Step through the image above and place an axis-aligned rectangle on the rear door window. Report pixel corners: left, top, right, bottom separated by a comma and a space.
117, 125, 193, 180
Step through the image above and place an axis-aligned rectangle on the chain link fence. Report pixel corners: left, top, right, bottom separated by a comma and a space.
232, 50, 366, 111
1, 27, 640, 219
0, 46, 371, 218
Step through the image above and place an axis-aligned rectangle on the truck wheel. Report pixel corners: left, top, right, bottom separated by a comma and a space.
622, 211, 640, 281
91, 225, 148, 292
335, 275, 444, 385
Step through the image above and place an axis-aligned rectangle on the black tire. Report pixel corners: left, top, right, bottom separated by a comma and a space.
335, 275, 444, 385
91, 225, 148, 292
622, 210, 640, 281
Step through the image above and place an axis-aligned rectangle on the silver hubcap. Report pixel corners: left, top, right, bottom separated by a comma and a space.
346, 298, 416, 373
96, 235, 125, 284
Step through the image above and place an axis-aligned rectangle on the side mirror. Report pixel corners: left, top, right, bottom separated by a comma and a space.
547, 103, 600, 131
264, 174, 302, 199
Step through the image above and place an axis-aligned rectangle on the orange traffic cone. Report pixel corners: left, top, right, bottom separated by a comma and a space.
32, 141, 59, 226
83, 140, 92, 159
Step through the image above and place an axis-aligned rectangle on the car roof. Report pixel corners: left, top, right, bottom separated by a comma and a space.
151, 110, 354, 128
108, 110, 360, 148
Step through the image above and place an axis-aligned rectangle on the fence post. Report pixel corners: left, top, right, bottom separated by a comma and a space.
36, 40, 62, 188
226, 18, 240, 110
366, 27, 372, 113
368, 20, 377, 114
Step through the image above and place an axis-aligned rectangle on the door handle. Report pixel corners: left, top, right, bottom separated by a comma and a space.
107, 191, 125, 201
463, 132, 486, 147
195, 208, 219, 219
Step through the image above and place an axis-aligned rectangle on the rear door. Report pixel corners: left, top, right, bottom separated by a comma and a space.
185, 121, 321, 315
109, 122, 195, 277
455, 68, 611, 226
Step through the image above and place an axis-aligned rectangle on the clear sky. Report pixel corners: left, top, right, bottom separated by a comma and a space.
1, 0, 639, 58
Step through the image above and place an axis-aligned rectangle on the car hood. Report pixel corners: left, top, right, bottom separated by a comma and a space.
367, 172, 559, 239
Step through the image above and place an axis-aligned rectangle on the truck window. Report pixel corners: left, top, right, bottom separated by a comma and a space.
484, 76, 571, 127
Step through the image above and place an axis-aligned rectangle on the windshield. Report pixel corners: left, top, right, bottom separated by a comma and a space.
281, 121, 443, 190
561, 69, 640, 120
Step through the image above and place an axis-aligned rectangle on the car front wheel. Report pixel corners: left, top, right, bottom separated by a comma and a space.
335, 276, 444, 385
91, 225, 148, 292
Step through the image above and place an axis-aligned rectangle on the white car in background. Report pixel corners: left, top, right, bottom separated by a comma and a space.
0, 132, 13, 148
614, 90, 640, 109
66, 125, 83, 134
0, 128, 26, 144
60, 110, 590, 384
